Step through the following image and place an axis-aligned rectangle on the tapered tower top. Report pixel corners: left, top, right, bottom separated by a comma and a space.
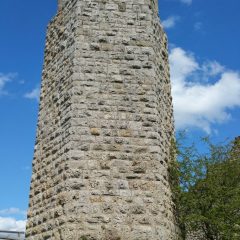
58, 0, 159, 12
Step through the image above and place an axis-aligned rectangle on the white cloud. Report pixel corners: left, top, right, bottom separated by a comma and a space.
180, 0, 192, 5
162, 16, 180, 29
194, 22, 203, 31
0, 73, 16, 95
170, 47, 240, 133
202, 61, 225, 77
24, 87, 40, 101
0, 208, 26, 216
0, 217, 26, 231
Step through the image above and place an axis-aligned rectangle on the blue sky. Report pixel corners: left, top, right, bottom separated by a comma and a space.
0, 0, 239, 231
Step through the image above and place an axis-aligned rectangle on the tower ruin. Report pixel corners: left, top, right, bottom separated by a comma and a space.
26, 0, 179, 239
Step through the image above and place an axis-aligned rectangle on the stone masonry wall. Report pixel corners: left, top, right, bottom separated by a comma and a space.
26, 0, 180, 239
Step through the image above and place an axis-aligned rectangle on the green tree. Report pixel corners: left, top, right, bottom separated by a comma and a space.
171, 134, 240, 240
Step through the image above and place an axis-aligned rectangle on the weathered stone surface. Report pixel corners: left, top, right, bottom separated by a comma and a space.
26, 0, 180, 239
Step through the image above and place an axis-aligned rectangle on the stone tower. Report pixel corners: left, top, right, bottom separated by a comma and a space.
26, 0, 179, 239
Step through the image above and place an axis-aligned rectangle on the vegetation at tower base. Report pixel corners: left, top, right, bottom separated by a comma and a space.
170, 134, 240, 240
